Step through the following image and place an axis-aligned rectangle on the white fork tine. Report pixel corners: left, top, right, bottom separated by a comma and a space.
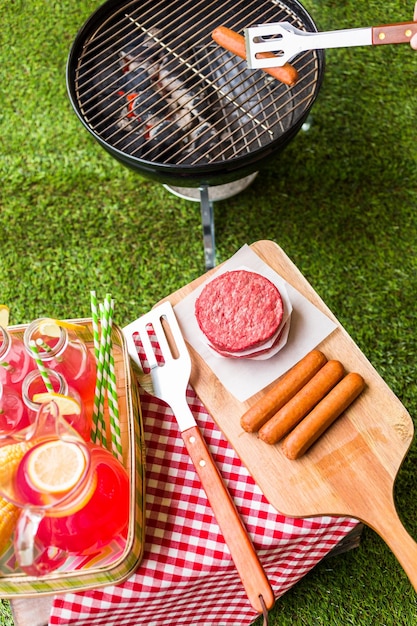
150, 314, 172, 365
124, 302, 194, 423
123, 301, 186, 372
139, 322, 158, 370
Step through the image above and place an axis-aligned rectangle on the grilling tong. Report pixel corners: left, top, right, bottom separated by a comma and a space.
244, 20, 417, 68
124, 302, 274, 620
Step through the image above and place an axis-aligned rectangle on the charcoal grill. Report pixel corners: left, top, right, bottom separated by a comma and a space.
67, 0, 324, 268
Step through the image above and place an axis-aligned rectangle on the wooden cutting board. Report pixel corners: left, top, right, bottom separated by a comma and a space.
163, 240, 417, 590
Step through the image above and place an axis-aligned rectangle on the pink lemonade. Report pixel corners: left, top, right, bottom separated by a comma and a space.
16, 442, 130, 557
23, 320, 97, 422
0, 327, 35, 392
21, 369, 92, 442
15, 439, 91, 509
48, 339, 96, 419
0, 382, 30, 436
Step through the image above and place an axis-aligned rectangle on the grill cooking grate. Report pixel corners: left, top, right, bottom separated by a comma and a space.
72, 0, 321, 166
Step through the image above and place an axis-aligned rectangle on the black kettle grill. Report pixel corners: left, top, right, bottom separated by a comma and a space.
67, 0, 324, 268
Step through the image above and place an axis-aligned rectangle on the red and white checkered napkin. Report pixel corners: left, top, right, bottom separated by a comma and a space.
50, 341, 358, 626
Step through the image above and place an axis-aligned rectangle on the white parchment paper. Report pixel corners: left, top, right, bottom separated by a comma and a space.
174, 245, 337, 402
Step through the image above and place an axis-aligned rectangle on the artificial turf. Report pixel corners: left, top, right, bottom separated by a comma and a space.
2, 0, 417, 624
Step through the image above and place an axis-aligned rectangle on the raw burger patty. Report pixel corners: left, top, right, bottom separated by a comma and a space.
195, 270, 283, 353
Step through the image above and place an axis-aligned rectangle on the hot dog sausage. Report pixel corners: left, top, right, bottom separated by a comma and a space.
211, 26, 299, 87
258, 360, 345, 445
240, 349, 328, 433
281, 372, 365, 459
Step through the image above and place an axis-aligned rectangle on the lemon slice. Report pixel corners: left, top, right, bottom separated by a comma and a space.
39, 318, 86, 337
0, 305, 10, 328
55, 319, 87, 332
27, 440, 87, 494
32, 392, 81, 416
38, 319, 61, 338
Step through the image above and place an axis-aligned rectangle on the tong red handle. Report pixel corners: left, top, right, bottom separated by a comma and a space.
182, 425, 275, 614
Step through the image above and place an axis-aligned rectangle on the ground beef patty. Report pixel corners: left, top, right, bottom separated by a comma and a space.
195, 270, 284, 353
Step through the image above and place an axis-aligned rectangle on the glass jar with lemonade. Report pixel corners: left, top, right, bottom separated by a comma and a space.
0, 402, 129, 576
23, 318, 96, 421
0, 326, 35, 393
21, 370, 92, 442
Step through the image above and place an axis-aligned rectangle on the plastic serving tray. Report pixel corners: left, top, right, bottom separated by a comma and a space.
0, 318, 146, 597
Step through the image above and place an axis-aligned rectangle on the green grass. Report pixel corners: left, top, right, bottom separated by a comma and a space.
2, 0, 417, 623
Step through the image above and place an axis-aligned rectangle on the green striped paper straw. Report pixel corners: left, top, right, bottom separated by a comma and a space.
90, 293, 107, 445
28, 340, 54, 392
97, 298, 111, 437
36, 337, 53, 354
0, 361, 14, 372
91, 351, 107, 445
90, 290, 100, 362
98, 294, 114, 442
103, 297, 123, 461
36, 336, 63, 362
90, 290, 103, 442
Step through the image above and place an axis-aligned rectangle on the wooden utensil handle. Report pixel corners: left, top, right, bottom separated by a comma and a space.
371, 505, 417, 591
182, 425, 275, 613
372, 21, 417, 45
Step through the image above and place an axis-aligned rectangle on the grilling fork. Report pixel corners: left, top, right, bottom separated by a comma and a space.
123, 301, 274, 618
245, 20, 417, 68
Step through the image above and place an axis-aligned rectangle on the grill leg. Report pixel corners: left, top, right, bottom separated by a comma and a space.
199, 185, 216, 270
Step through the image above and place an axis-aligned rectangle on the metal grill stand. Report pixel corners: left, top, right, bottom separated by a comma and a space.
163, 172, 258, 269
199, 185, 216, 271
